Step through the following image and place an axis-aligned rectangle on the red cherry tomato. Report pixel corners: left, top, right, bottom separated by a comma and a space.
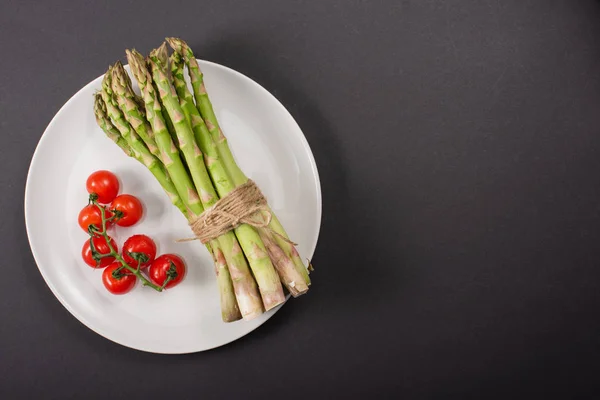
86, 170, 120, 204
111, 194, 143, 227
81, 236, 117, 268
122, 235, 156, 269
149, 254, 186, 289
102, 262, 137, 295
78, 204, 113, 233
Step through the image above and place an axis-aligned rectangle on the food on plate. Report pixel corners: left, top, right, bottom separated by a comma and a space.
122, 234, 156, 269
149, 254, 186, 289
78, 171, 187, 295
82, 235, 117, 268
102, 262, 137, 295
92, 38, 312, 321
78, 204, 112, 233
111, 194, 143, 227
86, 170, 119, 204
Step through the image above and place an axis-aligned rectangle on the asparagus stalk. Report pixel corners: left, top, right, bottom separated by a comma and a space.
257, 228, 308, 297
93, 94, 134, 158
166, 37, 311, 287
170, 52, 308, 296
110, 61, 160, 158
169, 52, 228, 194
212, 245, 240, 320
127, 50, 263, 319
101, 68, 243, 322
149, 43, 285, 310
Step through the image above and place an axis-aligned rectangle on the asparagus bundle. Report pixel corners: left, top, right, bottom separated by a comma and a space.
95, 90, 241, 322
92, 38, 312, 322
123, 52, 263, 319
166, 39, 311, 291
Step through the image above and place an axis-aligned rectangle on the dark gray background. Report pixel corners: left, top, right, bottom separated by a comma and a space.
2, 0, 600, 398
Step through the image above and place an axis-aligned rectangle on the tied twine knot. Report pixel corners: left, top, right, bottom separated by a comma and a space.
179, 180, 295, 245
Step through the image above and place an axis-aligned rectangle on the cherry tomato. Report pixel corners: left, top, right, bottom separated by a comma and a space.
102, 262, 137, 295
122, 235, 156, 269
111, 194, 143, 227
149, 254, 186, 289
78, 204, 113, 233
82, 236, 117, 268
86, 170, 120, 204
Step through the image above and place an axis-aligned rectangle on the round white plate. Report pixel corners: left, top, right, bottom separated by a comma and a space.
24, 60, 321, 354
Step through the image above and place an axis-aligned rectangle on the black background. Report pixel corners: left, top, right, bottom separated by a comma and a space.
2, 0, 600, 398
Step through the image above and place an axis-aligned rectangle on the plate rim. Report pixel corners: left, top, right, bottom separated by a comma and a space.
24, 59, 322, 354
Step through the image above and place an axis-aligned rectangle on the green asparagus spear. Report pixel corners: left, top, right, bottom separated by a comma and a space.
110, 61, 160, 158
93, 94, 134, 158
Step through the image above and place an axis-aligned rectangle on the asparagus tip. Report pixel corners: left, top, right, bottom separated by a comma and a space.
170, 50, 183, 64
165, 37, 199, 70
165, 37, 179, 49
111, 60, 128, 84
149, 42, 169, 66
101, 66, 114, 95
126, 49, 150, 84
165, 37, 187, 55
93, 94, 108, 125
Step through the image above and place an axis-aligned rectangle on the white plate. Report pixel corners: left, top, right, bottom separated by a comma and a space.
24, 60, 321, 354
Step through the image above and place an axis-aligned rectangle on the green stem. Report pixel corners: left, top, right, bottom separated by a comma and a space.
160, 276, 173, 290
94, 201, 162, 292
